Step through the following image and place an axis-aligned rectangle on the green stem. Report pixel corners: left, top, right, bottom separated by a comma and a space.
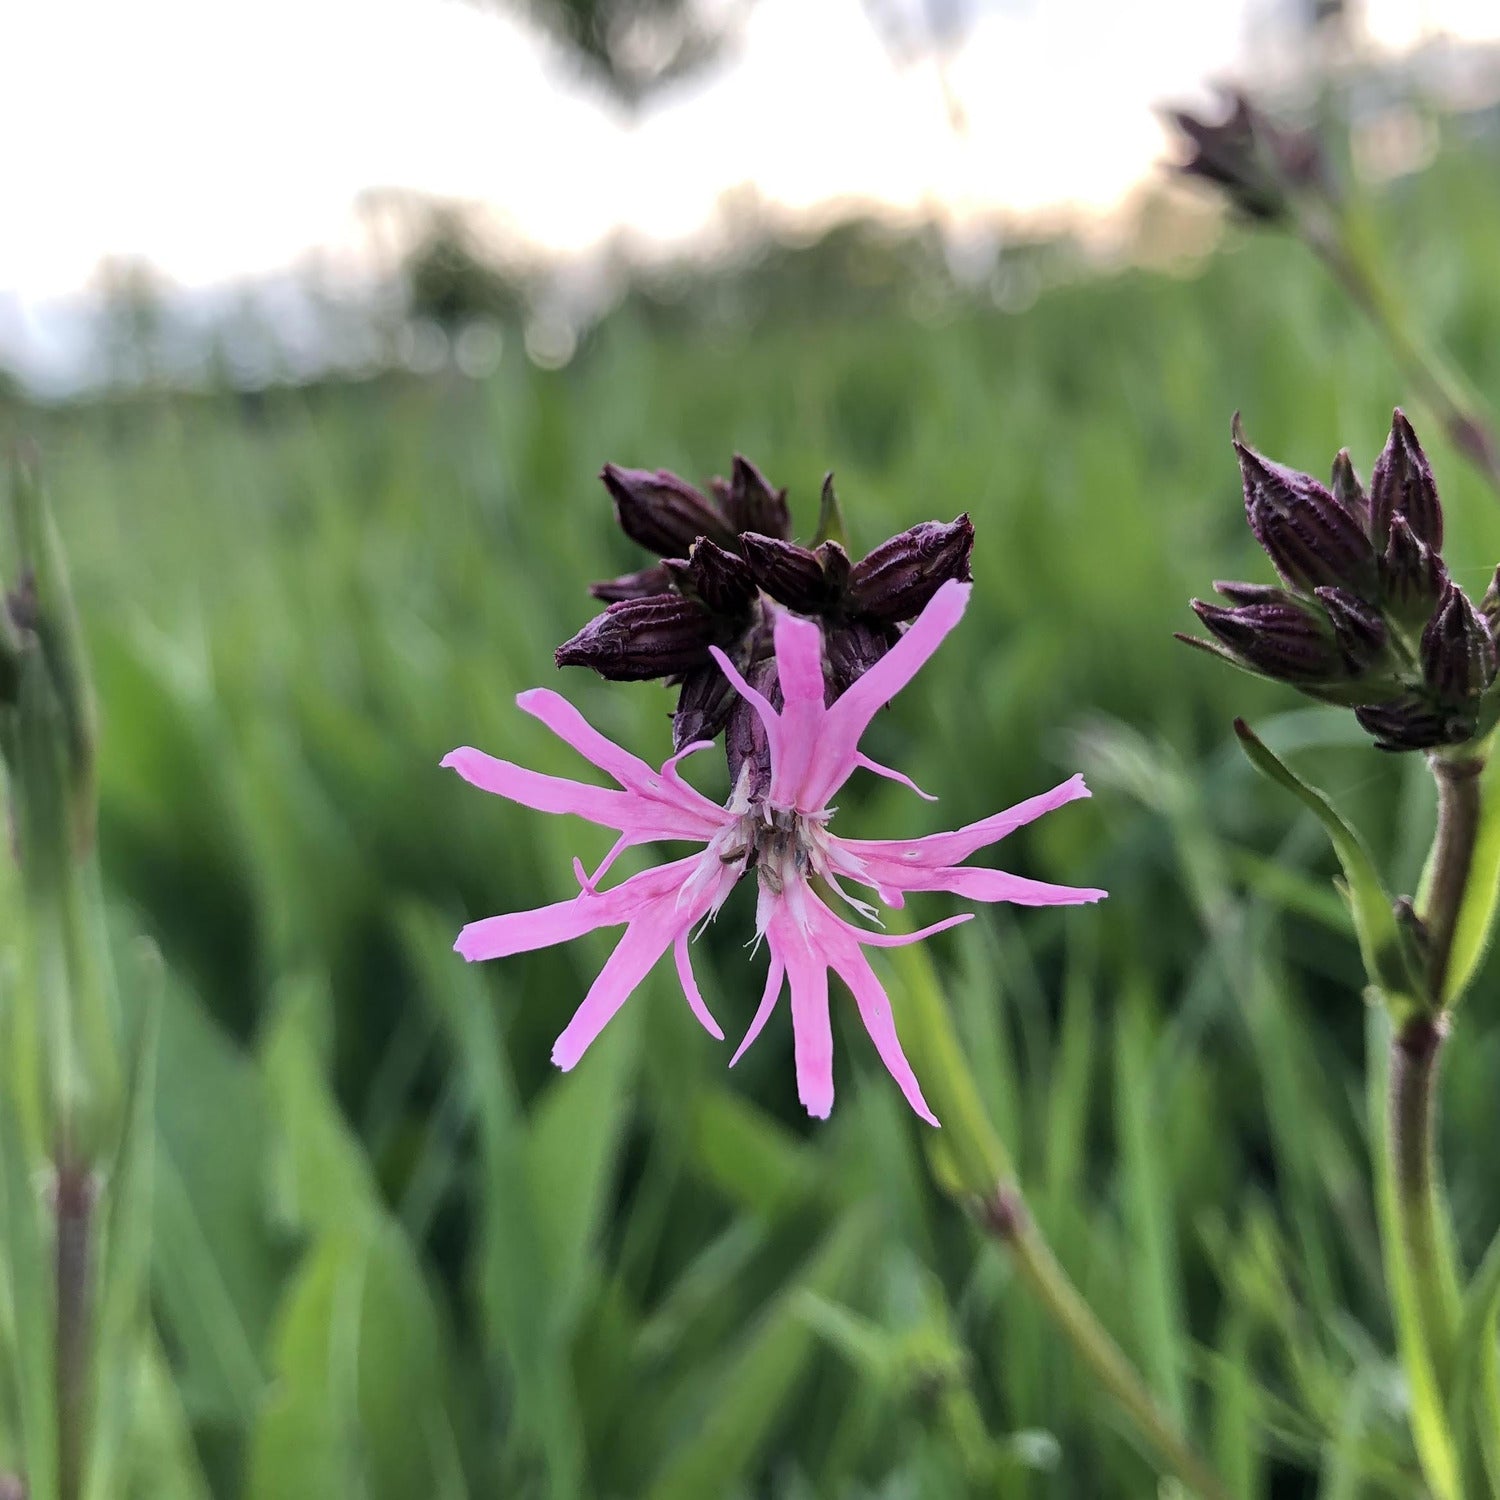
1311, 219, 1500, 498
889, 943, 1234, 1500
54, 1156, 93, 1500
980, 1186, 1235, 1500
1388, 1014, 1458, 1383
1423, 754, 1484, 1008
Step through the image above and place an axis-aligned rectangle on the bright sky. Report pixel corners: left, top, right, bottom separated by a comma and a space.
2, 0, 1498, 306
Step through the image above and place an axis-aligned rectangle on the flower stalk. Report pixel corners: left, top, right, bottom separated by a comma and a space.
981, 1189, 1235, 1500
888, 943, 1233, 1500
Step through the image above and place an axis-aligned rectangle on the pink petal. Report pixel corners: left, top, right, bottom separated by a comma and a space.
842, 912, 974, 947
442, 747, 634, 827
853, 752, 936, 801
869, 862, 1107, 906
730, 954, 785, 1067
772, 906, 835, 1119
823, 929, 939, 1126
706, 646, 784, 765
551, 910, 680, 1069
805, 580, 972, 809
765, 611, 830, 809
454, 854, 700, 961
674, 932, 724, 1041
517, 687, 726, 831
838, 774, 1091, 870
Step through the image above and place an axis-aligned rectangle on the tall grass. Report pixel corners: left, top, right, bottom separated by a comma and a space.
6, 143, 1500, 1495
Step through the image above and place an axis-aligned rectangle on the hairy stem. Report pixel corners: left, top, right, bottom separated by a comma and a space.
1388, 1014, 1458, 1383
1424, 754, 1484, 1007
981, 1187, 1235, 1500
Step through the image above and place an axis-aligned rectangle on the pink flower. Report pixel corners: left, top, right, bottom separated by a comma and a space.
445, 579, 1104, 1123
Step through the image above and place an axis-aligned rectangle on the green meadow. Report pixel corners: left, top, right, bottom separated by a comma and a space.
9, 140, 1500, 1497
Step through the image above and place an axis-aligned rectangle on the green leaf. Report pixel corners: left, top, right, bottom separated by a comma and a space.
1234, 719, 1421, 1016
1447, 1216, 1500, 1494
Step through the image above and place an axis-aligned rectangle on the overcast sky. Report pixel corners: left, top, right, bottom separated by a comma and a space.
3, 0, 1497, 311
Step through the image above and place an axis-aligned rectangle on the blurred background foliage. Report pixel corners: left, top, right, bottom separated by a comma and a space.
7, 107, 1500, 1499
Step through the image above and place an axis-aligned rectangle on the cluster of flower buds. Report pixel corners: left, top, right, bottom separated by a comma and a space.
1168, 90, 1327, 225
556, 455, 974, 786
1180, 411, 1500, 752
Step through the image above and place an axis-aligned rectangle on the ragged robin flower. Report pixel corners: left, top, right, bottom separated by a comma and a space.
448, 580, 1103, 1122
1179, 410, 1500, 751
555, 456, 973, 789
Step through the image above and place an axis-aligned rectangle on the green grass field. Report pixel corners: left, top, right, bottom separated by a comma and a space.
8, 141, 1500, 1497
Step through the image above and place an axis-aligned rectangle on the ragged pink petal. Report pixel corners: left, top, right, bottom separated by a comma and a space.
773, 907, 835, 1119
455, 854, 701, 961
799, 579, 970, 808
674, 931, 724, 1041
552, 909, 682, 1068
517, 687, 727, 832
838, 774, 1091, 870
730, 953, 786, 1067
821, 925, 939, 1126
442, 747, 635, 828
853, 751, 936, 801
854, 856, 1106, 906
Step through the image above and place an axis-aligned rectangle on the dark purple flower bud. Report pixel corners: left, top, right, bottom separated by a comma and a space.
555, 595, 716, 681
1212, 579, 1297, 606
1370, 409, 1442, 553
588, 562, 674, 603
726, 654, 780, 798
848, 515, 975, 625
672, 661, 739, 751
826, 619, 899, 698
600, 465, 736, 557
1420, 580, 1495, 703
720, 455, 791, 540
1355, 697, 1476, 753
1480, 565, 1500, 636
1379, 514, 1447, 623
663, 538, 757, 618
1169, 93, 1324, 225
1236, 436, 1376, 594
1313, 586, 1387, 669
1190, 598, 1347, 684
740, 533, 832, 612
1330, 448, 1369, 531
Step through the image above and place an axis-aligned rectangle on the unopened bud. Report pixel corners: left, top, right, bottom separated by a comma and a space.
1355, 697, 1476, 753
1211, 579, 1296, 607
1480, 565, 1500, 635
672, 661, 739, 751
1313, 586, 1386, 669
1236, 436, 1375, 595
826, 619, 898, 697
721, 455, 790, 540
726, 653, 778, 798
555, 595, 716, 681
1169, 93, 1324, 225
1420, 580, 1495, 702
848, 515, 975, 624
1370, 409, 1442, 553
1190, 598, 1346, 684
1330, 448, 1369, 530
600, 465, 736, 557
664, 538, 756, 618
740, 534, 832, 612
589, 563, 672, 603
1379, 513, 1447, 624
